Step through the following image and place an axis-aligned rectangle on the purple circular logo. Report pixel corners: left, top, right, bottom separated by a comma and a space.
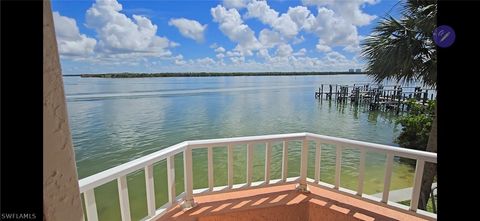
433, 25, 455, 48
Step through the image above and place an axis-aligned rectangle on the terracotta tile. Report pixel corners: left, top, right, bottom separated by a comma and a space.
156, 183, 434, 221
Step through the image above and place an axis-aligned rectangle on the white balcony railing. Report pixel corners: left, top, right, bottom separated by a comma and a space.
78, 132, 437, 221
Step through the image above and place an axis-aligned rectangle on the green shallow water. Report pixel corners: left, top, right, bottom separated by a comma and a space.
65, 75, 416, 221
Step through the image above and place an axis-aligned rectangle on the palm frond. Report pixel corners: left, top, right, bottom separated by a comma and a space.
361, 0, 437, 88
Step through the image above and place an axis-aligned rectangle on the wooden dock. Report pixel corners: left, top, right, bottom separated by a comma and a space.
315, 84, 436, 113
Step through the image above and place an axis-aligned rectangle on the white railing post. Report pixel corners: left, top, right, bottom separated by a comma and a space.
144, 165, 156, 217
357, 148, 366, 196
182, 147, 196, 209
227, 144, 234, 189
84, 189, 99, 221
207, 146, 214, 191
76, 133, 437, 220
117, 176, 131, 221
410, 159, 425, 211
246, 143, 254, 186
314, 141, 321, 183
281, 141, 288, 182
265, 142, 272, 184
167, 155, 176, 205
334, 145, 343, 189
382, 153, 394, 203
296, 139, 309, 192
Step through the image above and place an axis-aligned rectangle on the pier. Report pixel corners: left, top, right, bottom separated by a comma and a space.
314, 84, 436, 113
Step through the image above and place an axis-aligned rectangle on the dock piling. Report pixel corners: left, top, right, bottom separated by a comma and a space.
314, 83, 434, 113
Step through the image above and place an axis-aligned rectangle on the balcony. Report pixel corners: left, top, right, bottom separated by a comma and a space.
78, 133, 437, 221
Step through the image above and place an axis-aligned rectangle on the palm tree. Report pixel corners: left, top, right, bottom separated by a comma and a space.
361, 0, 437, 211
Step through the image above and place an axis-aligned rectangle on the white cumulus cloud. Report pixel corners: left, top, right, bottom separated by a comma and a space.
85, 0, 174, 56
286, 6, 314, 29
258, 29, 283, 49
293, 48, 307, 56
245, 0, 299, 38
230, 56, 245, 64
316, 40, 332, 52
275, 44, 293, 57
169, 18, 207, 42
214, 47, 226, 53
52, 11, 97, 57
196, 57, 216, 66
302, 0, 377, 26
223, 0, 250, 9
244, 0, 279, 24
211, 5, 262, 54
257, 48, 271, 60
304, 7, 360, 53
216, 53, 225, 59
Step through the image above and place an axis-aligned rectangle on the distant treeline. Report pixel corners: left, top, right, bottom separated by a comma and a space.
79, 72, 366, 78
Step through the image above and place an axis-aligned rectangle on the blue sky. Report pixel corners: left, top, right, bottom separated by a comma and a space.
51, 0, 401, 74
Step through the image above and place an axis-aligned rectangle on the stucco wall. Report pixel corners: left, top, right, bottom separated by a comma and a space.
43, 0, 84, 220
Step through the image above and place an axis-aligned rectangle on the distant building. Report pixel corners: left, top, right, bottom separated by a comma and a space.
349, 69, 354, 72
355, 69, 361, 72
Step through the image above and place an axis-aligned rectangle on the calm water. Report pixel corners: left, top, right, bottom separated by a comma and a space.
64, 75, 415, 220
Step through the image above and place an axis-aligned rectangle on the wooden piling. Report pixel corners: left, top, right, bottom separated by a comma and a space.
329, 85, 332, 100
321, 84, 324, 98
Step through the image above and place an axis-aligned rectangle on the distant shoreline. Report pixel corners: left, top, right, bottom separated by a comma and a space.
64, 72, 367, 78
